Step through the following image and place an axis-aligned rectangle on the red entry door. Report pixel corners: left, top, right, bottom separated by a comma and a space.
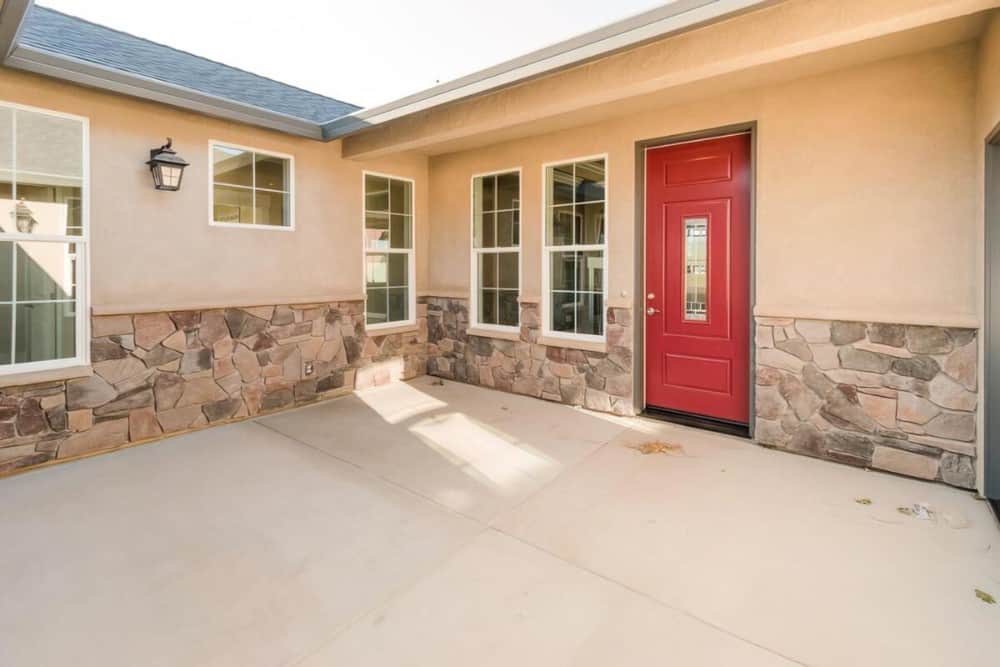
644, 134, 750, 424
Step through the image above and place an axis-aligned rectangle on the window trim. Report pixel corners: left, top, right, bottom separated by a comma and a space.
0, 99, 90, 376
207, 139, 296, 232
469, 166, 522, 333
540, 153, 609, 344
362, 170, 417, 332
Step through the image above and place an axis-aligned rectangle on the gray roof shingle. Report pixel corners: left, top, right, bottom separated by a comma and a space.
19, 6, 361, 123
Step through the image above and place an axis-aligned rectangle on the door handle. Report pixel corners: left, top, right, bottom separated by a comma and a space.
647, 307, 660, 316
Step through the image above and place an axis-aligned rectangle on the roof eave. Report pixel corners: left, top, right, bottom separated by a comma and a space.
0, 0, 33, 61
1, 0, 778, 143
4, 44, 327, 139
322, 0, 776, 140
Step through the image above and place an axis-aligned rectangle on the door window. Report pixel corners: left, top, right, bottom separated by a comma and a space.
683, 217, 707, 321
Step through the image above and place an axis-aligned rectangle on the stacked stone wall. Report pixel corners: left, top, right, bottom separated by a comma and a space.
1, 299, 984, 492
424, 297, 635, 416
755, 317, 978, 489
0, 301, 426, 474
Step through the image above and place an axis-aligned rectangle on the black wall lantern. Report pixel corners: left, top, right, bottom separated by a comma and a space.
146, 138, 189, 191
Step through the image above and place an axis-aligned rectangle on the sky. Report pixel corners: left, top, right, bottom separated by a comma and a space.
38, 0, 668, 109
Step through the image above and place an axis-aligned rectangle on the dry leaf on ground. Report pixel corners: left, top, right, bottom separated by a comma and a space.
975, 589, 996, 605
629, 441, 684, 456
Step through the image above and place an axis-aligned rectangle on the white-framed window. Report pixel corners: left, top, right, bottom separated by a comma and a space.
0, 101, 89, 374
542, 155, 607, 342
471, 169, 520, 329
209, 141, 294, 230
363, 171, 415, 329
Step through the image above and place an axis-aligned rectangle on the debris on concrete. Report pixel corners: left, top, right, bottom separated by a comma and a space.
430, 379, 445, 386
897, 503, 934, 520
855, 498, 873, 505
941, 511, 971, 529
629, 441, 684, 456
975, 589, 996, 605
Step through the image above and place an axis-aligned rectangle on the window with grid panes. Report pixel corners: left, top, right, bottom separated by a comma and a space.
211, 142, 292, 228
544, 158, 605, 338
472, 171, 519, 327
0, 103, 87, 372
364, 173, 413, 326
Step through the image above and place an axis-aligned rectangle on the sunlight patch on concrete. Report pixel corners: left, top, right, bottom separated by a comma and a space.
409, 412, 557, 491
356, 381, 448, 425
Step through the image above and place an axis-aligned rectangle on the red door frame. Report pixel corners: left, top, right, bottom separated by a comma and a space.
637, 125, 755, 433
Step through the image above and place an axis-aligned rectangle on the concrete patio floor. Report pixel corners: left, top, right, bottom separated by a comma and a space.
0, 376, 997, 666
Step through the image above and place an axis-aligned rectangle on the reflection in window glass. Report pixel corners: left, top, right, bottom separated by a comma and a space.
16, 110, 83, 178
473, 171, 520, 327
388, 288, 408, 322
212, 146, 252, 186
684, 217, 708, 321
365, 212, 389, 250
0, 104, 85, 370
365, 174, 413, 326
15, 301, 75, 363
15, 182, 82, 236
0, 107, 11, 176
365, 254, 387, 287
366, 288, 388, 325
389, 214, 411, 249
211, 143, 292, 227
254, 153, 287, 191
213, 185, 253, 224
544, 158, 606, 337
256, 191, 289, 227
365, 174, 389, 211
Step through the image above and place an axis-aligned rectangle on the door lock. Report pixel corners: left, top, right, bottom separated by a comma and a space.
647, 307, 660, 316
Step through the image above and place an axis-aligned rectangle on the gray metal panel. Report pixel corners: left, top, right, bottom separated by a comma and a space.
16, 6, 360, 124
986, 137, 1000, 500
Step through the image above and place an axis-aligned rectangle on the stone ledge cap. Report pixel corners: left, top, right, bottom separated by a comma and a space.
538, 335, 607, 353
0, 365, 94, 389
467, 326, 521, 342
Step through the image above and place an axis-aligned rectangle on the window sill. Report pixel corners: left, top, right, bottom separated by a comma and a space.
467, 326, 521, 342
209, 221, 295, 232
366, 322, 419, 336
0, 364, 93, 389
538, 335, 607, 353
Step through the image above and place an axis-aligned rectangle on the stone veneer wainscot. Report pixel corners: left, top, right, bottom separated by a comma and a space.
424, 297, 635, 416
755, 317, 978, 489
0, 301, 427, 474
1, 302, 983, 493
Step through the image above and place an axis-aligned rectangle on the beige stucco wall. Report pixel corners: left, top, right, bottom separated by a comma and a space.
976, 11, 1000, 138
344, 0, 998, 158
0, 67, 429, 313
426, 42, 979, 327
